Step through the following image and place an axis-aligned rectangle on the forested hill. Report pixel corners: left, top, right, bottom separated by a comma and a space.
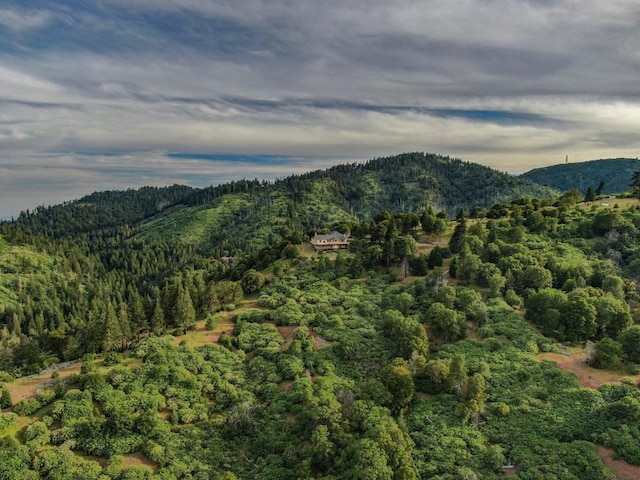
11, 185, 196, 239
190, 152, 558, 215
520, 158, 640, 194
10, 153, 557, 253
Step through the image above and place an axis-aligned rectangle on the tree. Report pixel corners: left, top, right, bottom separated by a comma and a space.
0, 386, 12, 408
425, 302, 467, 342
595, 180, 605, 197
240, 269, 266, 294
102, 301, 123, 352
593, 295, 632, 338
516, 265, 553, 294
150, 297, 165, 336
382, 309, 428, 359
174, 285, 196, 334
384, 358, 415, 410
631, 170, 640, 196
591, 338, 623, 369
344, 438, 393, 480
447, 354, 468, 395
449, 217, 467, 254
584, 187, 596, 202
309, 424, 334, 471
561, 294, 597, 341
618, 325, 640, 363
459, 373, 487, 424
427, 246, 444, 269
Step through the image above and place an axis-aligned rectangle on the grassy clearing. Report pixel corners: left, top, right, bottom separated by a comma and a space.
139, 194, 252, 245
538, 346, 640, 389
122, 452, 158, 472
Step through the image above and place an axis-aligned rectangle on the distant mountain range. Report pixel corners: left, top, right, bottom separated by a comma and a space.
519, 158, 640, 194
11, 152, 558, 253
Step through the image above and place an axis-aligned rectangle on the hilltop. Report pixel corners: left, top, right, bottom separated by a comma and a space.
520, 157, 640, 194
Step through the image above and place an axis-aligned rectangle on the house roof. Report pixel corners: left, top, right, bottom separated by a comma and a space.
312, 231, 348, 242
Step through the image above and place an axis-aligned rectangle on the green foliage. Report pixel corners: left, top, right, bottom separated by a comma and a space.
240, 269, 266, 294
0, 386, 12, 408
8, 164, 640, 479
618, 325, 640, 363
591, 338, 623, 369
520, 158, 640, 195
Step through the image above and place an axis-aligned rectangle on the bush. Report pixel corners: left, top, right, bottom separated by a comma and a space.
13, 398, 41, 415
103, 352, 121, 367
0, 386, 12, 408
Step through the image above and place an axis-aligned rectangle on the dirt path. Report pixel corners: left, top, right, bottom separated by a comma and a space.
537, 347, 640, 389
5, 362, 83, 403
596, 445, 640, 480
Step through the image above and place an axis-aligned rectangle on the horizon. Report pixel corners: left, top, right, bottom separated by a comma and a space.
1, 1, 639, 218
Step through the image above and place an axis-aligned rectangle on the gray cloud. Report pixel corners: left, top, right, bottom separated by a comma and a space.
0, 0, 639, 217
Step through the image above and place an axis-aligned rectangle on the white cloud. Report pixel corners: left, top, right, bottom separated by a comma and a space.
0, 7, 52, 33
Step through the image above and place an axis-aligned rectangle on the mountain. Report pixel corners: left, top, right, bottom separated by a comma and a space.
140, 152, 558, 252
519, 157, 640, 194
12, 152, 556, 254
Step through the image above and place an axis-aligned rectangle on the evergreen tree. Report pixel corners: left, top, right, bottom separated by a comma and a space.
151, 296, 165, 336
449, 217, 467, 254
174, 285, 196, 334
103, 301, 123, 352
584, 187, 596, 202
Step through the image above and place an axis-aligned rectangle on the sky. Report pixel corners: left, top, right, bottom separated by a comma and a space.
0, 0, 639, 218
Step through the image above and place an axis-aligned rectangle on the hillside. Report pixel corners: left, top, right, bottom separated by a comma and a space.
10, 153, 557, 255
140, 152, 558, 253
2, 197, 640, 479
520, 157, 640, 194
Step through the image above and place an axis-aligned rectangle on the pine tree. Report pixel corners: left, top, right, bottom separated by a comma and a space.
103, 301, 123, 352
118, 301, 132, 349
174, 285, 196, 334
584, 187, 596, 202
449, 217, 467, 254
128, 290, 147, 338
151, 296, 165, 336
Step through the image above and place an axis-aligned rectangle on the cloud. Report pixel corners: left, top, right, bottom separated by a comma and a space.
0, 0, 640, 217
0, 7, 53, 33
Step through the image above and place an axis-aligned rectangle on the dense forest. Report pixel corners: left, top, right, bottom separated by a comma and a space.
1, 154, 640, 479
520, 158, 640, 196
11, 153, 557, 254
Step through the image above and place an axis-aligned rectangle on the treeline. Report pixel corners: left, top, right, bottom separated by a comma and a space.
9, 185, 195, 239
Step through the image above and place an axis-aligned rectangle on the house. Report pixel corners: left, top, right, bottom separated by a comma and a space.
310, 231, 350, 251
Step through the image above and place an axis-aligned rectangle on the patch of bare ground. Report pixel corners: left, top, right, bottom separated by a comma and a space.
311, 330, 330, 349
172, 317, 235, 347
122, 452, 158, 472
6, 362, 83, 402
596, 445, 640, 480
280, 380, 294, 392
276, 325, 330, 350
537, 347, 640, 389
